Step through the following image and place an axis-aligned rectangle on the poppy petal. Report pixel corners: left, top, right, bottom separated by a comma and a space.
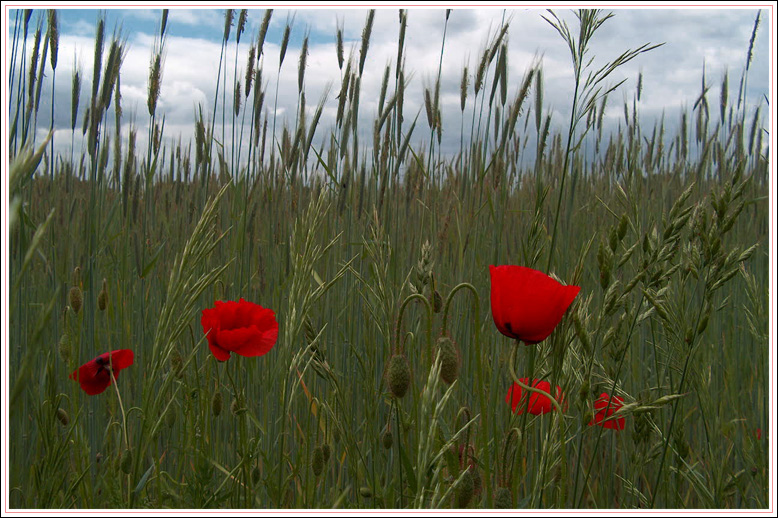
201, 299, 278, 361
208, 340, 232, 362
490, 265, 580, 344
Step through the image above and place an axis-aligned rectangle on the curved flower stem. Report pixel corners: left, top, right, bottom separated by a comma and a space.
440, 282, 491, 503
395, 293, 432, 357
455, 406, 472, 461
440, 282, 479, 335
508, 341, 563, 414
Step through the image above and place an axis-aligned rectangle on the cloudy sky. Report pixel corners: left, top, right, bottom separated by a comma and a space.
4, 3, 773, 166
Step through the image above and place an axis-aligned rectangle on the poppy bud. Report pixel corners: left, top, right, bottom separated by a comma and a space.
212, 391, 223, 417
98, 279, 108, 311
387, 354, 411, 399
120, 449, 133, 474
58, 333, 71, 363
432, 289, 443, 313
381, 429, 393, 450
311, 446, 324, 477
69, 286, 83, 314
321, 443, 331, 463
454, 468, 474, 508
359, 487, 373, 498
56, 408, 70, 426
494, 487, 512, 508
251, 465, 261, 485
436, 336, 459, 385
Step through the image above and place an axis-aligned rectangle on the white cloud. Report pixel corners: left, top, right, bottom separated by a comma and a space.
7, 7, 770, 166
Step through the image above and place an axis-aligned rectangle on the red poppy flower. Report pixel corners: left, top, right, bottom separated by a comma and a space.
489, 265, 580, 344
201, 298, 278, 362
589, 392, 625, 430
506, 378, 566, 416
70, 349, 134, 395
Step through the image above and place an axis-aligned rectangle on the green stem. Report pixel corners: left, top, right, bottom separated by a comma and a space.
395, 293, 432, 357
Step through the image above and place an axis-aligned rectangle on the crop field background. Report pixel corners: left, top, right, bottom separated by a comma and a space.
4, 7, 773, 511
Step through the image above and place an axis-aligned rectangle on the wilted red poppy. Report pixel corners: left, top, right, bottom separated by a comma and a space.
70, 349, 134, 395
489, 265, 580, 344
589, 392, 625, 430
201, 298, 278, 362
506, 378, 566, 416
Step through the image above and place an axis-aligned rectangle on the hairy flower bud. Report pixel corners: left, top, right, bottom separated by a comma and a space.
69, 286, 83, 314
454, 468, 474, 508
212, 391, 223, 417
97, 278, 108, 311
120, 449, 132, 474
436, 336, 459, 385
381, 429, 393, 450
56, 408, 70, 426
494, 487, 512, 508
387, 354, 411, 399
311, 446, 324, 477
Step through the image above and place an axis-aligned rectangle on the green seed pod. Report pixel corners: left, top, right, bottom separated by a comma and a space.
311, 446, 324, 477
494, 487, 512, 508
212, 391, 223, 417
58, 333, 71, 364
251, 465, 261, 485
436, 336, 459, 385
381, 429, 393, 450
120, 449, 132, 474
387, 354, 411, 399
56, 408, 70, 426
359, 487, 373, 498
97, 278, 108, 311
321, 443, 331, 463
455, 468, 474, 508
69, 286, 83, 314
432, 289, 443, 313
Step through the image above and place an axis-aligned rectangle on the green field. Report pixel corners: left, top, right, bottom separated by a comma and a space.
6, 8, 770, 509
